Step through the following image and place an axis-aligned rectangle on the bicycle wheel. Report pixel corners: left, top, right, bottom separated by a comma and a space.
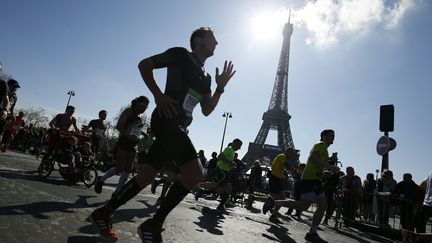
37, 155, 54, 178
82, 167, 98, 188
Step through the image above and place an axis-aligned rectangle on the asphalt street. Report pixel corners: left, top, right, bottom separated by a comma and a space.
0, 151, 398, 243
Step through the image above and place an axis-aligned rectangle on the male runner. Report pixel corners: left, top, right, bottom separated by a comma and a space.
266, 147, 299, 223
88, 27, 236, 242
84, 110, 108, 153
195, 139, 242, 212
263, 129, 339, 243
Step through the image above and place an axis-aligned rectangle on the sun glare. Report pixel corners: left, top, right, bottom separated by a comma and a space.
250, 12, 287, 41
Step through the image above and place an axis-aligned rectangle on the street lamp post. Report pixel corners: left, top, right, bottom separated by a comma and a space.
66, 90, 75, 110
220, 112, 232, 153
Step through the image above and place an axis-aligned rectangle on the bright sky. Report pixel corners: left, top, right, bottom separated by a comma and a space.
1, 0, 431, 184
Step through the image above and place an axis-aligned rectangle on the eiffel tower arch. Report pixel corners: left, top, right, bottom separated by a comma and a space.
242, 17, 296, 167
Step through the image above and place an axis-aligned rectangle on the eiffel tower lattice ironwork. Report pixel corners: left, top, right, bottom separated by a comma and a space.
242, 18, 296, 167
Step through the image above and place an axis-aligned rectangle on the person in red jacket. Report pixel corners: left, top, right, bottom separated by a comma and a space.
1, 111, 25, 152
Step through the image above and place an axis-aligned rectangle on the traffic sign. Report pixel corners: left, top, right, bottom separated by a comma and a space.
377, 136, 390, 156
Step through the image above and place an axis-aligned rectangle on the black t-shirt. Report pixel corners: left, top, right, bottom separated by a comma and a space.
208, 157, 218, 169
150, 47, 212, 126
87, 119, 107, 138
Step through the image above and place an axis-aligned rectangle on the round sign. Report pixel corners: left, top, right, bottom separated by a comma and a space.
377, 136, 390, 156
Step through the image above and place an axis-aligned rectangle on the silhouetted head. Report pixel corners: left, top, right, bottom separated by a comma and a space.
99, 110, 108, 120
66, 106, 75, 116
320, 129, 335, 145
190, 27, 218, 57
231, 138, 243, 151
131, 96, 149, 114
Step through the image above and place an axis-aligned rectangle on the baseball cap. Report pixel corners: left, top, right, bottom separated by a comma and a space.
7, 79, 20, 88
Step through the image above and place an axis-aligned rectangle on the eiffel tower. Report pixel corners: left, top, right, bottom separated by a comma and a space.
242, 17, 296, 167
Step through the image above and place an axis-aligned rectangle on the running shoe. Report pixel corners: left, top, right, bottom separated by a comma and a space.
88, 208, 118, 241
262, 197, 275, 215
304, 232, 328, 243
1, 146, 7, 153
94, 176, 104, 194
137, 218, 164, 243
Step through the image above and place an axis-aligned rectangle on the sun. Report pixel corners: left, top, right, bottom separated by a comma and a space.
250, 12, 287, 41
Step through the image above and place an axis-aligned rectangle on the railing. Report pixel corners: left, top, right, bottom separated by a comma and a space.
309, 189, 432, 233
206, 171, 432, 235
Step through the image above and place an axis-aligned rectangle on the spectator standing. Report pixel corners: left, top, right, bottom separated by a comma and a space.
377, 169, 397, 228
362, 173, 377, 223
339, 166, 362, 222
205, 152, 218, 181
322, 164, 342, 224
198, 149, 207, 168
396, 173, 422, 231
249, 160, 263, 191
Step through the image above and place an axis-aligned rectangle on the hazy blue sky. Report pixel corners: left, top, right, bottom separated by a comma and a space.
1, 0, 431, 183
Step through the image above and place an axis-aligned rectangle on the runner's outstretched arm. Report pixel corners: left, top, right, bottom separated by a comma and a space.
201, 60, 236, 116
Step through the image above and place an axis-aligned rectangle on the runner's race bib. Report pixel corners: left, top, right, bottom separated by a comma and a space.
182, 88, 202, 117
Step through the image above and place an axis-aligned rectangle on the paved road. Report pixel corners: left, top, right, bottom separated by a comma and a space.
0, 151, 398, 243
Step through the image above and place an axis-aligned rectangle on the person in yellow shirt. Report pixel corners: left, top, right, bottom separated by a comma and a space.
263, 129, 340, 243
266, 147, 299, 223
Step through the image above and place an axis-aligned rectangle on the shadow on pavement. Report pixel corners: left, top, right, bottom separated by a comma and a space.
243, 215, 295, 242
0, 168, 78, 187
0, 195, 105, 219
262, 224, 295, 242
191, 205, 225, 235
246, 206, 262, 214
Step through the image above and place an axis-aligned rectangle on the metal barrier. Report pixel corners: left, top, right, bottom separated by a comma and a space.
227, 175, 432, 235
318, 189, 432, 233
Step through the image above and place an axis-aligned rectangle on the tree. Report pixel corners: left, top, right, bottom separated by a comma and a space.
76, 117, 89, 131
17, 107, 50, 127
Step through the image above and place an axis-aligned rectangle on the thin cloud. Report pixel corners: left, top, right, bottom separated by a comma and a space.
286, 0, 419, 48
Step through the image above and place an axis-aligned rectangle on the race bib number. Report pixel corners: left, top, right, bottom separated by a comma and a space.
182, 88, 202, 116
